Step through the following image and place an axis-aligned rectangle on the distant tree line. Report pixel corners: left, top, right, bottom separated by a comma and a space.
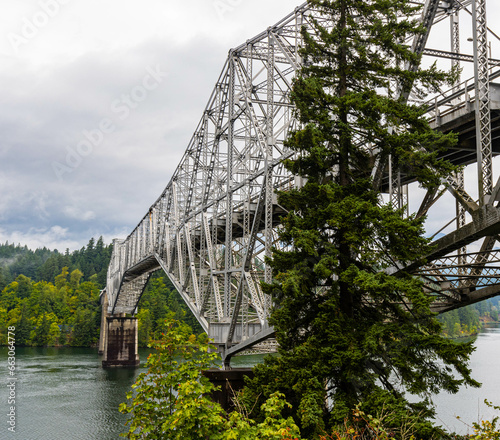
0, 267, 102, 347
0, 238, 497, 347
136, 275, 203, 346
0, 237, 112, 290
0, 238, 202, 347
438, 297, 499, 338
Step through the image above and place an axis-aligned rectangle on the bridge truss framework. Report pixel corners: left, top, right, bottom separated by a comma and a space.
104, 0, 500, 364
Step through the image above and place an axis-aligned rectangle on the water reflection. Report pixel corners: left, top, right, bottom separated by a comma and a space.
432, 324, 500, 435
0, 346, 150, 440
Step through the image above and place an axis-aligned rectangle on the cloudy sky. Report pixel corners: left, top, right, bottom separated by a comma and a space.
0, 0, 302, 251
1, 0, 500, 252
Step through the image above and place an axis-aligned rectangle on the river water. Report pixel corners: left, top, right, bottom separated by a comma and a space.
432, 324, 500, 435
0, 325, 499, 439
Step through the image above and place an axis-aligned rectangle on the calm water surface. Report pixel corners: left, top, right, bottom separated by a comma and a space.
0, 347, 148, 440
0, 326, 499, 439
432, 324, 500, 435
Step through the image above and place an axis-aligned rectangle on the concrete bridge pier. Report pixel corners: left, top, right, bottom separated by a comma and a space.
202, 369, 254, 411
101, 316, 140, 368
98, 292, 109, 355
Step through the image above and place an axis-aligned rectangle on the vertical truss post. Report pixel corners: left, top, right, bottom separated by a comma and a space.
149, 209, 154, 254
131, 232, 136, 267
389, 158, 404, 212
295, 9, 303, 64
185, 223, 201, 309
265, 31, 275, 285
181, 224, 188, 289
244, 44, 253, 252
390, 157, 396, 206
165, 222, 172, 271
472, 0, 492, 205
242, 43, 253, 339
157, 199, 164, 257
200, 113, 209, 306
125, 238, 130, 269
173, 182, 184, 284
451, 6, 460, 96
156, 201, 163, 253
456, 171, 467, 280
402, 185, 408, 217
242, 276, 249, 340
142, 220, 146, 258
451, 7, 467, 276
203, 213, 224, 321
224, 54, 235, 319
133, 230, 138, 265
132, 229, 139, 264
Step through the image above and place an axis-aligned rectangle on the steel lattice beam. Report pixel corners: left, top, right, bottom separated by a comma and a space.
104, 1, 500, 361
473, 0, 493, 203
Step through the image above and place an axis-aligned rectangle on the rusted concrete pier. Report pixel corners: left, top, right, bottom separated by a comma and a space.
202, 369, 254, 411
102, 316, 139, 368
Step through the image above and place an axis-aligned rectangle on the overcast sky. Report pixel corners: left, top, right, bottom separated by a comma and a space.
1, 0, 500, 252
0, 0, 302, 251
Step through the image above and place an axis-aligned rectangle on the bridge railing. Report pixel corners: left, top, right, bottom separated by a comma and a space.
425, 66, 500, 126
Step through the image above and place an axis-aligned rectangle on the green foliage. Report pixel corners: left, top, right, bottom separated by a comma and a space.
31, 312, 60, 346
0, 237, 112, 289
137, 308, 153, 347
120, 318, 302, 440
244, 1, 477, 438
16, 303, 31, 346
137, 274, 203, 346
319, 403, 422, 440
0, 267, 8, 291
438, 307, 481, 337
71, 308, 99, 347
0, 235, 201, 348
438, 298, 500, 338
0, 266, 101, 346
119, 318, 223, 439
492, 308, 499, 322
223, 392, 302, 440
0, 243, 203, 348
469, 400, 500, 439
0, 242, 55, 280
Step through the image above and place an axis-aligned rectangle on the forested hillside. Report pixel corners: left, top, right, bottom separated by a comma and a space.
438, 296, 500, 337
0, 239, 202, 347
0, 237, 112, 290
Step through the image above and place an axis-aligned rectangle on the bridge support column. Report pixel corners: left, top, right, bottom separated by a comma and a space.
102, 316, 140, 368
202, 369, 254, 411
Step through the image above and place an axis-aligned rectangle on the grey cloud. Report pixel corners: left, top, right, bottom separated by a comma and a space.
0, 33, 230, 250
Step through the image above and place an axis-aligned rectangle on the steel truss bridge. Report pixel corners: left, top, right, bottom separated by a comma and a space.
104, 0, 500, 365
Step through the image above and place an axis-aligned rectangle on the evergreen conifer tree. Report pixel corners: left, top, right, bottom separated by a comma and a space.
16, 303, 31, 346
247, 1, 479, 437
